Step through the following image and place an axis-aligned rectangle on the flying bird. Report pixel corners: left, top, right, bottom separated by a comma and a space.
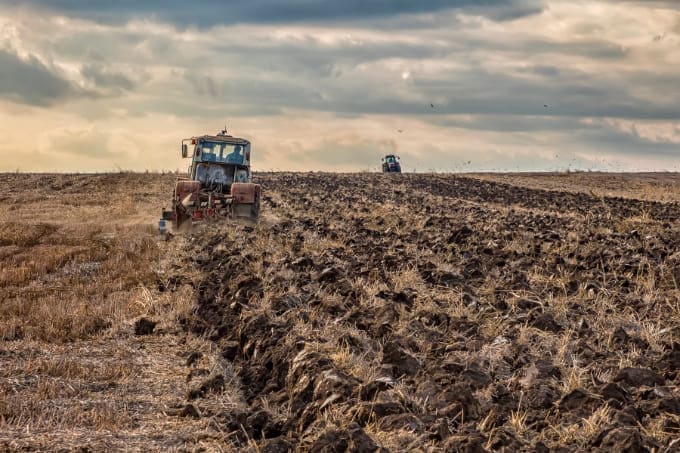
397, 130, 403, 133
430, 103, 435, 108
544, 104, 549, 108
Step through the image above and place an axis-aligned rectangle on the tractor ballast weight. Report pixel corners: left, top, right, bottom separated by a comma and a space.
161, 129, 261, 228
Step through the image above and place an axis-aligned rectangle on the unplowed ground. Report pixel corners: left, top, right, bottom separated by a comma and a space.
0, 173, 238, 451
174, 173, 680, 451
1, 172, 679, 451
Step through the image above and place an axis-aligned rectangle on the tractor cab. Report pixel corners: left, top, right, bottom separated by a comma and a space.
382, 154, 402, 173
182, 131, 252, 193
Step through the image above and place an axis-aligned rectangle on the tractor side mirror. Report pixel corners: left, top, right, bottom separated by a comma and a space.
181, 144, 188, 158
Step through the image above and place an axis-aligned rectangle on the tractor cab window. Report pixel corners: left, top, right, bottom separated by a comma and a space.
385, 155, 397, 163
222, 144, 246, 164
199, 143, 218, 162
199, 142, 247, 165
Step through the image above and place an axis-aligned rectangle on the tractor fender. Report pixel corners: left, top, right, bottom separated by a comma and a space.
175, 180, 201, 203
231, 182, 261, 204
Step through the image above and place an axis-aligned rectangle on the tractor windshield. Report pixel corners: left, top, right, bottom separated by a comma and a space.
385, 156, 397, 163
198, 142, 247, 165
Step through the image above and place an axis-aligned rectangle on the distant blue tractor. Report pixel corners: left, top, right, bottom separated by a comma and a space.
382, 154, 402, 173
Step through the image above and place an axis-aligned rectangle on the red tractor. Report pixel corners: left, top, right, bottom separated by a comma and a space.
161, 129, 261, 229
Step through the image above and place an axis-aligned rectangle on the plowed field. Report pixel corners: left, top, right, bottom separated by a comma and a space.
177, 173, 680, 451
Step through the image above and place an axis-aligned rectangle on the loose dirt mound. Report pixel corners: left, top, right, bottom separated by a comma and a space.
167, 173, 679, 451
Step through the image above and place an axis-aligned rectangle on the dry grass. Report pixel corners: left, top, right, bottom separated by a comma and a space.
0, 174, 171, 343
0, 173, 242, 450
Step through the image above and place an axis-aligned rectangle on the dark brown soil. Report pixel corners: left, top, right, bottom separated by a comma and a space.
163, 173, 680, 451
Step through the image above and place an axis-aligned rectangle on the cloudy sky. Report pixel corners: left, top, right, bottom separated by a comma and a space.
0, 0, 678, 172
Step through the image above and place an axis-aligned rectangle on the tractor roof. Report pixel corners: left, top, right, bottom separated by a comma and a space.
193, 134, 250, 146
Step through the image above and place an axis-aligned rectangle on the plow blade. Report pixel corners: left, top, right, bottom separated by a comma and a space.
161, 181, 261, 230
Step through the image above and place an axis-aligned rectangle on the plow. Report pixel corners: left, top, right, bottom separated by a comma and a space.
161, 129, 261, 229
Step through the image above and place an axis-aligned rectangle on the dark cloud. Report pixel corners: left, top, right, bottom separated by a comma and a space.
132, 26, 666, 122
81, 63, 135, 92
458, 0, 543, 20
0, 49, 137, 106
499, 38, 628, 60
184, 73, 221, 98
208, 40, 446, 77
0, 48, 75, 106
578, 125, 680, 158
405, 65, 680, 120
146, 53, 679, 125
6, 0, 543, 26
